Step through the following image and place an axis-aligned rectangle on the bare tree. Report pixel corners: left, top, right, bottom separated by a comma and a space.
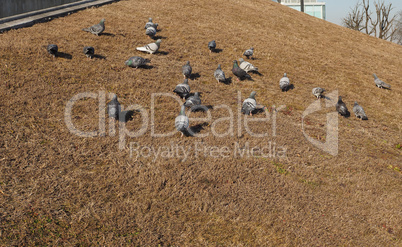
343, 0, 398, 42
393, 11, 402, 44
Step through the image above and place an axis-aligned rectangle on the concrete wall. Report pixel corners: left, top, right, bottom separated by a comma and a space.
0, 0, 82, 18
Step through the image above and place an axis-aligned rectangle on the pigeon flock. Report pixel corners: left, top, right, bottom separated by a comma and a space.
47, 17, 393, 137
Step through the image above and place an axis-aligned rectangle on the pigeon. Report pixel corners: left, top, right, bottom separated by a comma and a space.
145, 26, 157, 38
214, 64, 226, 83
136, 39, 162, 54
242, 91, 257, 116
336, 96, 349, 117
175, 105, 189, 137
239, 58, 258, 73
47, 44, 58, 57
107, 95, 121, 120
82, 18, 105, 36
279, 73, 290, 91
243, 47, 254, 59
182, 61, 192, 79
144, 18, 158, 29
125, 56, 150, 68
373, 74, 391, 89
232, 60, 251, 80
173, 79, 191, 99
353, 102, 368, 120
208, 40, 216, 52
184, 92, 201, 108
312, 87, 325, 98
83, 46, 95, 58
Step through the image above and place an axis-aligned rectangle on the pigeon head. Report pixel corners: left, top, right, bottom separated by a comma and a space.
155, 39, 162, 45
338, 96, 343, 102
148, 17, 152, 22
373, 73, 378, 79
183, 79, 189, 84
111, 94, 118, 101
239, 58, 244, 63
186, 61, 190, 65
284, 73, 287, 77
217, 64, 221, 69
125, 59, 133, 66
250, 47, 254, 50
100, 18, 105, 24
354, 101, 359, 106
233, 60, 239, 67
249, 91, 256, 99
194, 92, 200, 98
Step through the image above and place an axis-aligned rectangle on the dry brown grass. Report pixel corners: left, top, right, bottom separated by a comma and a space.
0, 0, 401, 245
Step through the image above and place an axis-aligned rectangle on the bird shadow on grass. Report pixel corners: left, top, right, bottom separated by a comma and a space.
212, 48, 223, 53
139, 65, 155, 70
57, 52, 72, 59
251, 107, 266, 115
222, 77, 232, 85
119, 110, 141, 122
250, 71, 263, 76
189, 73, 201, 80
190, 105, 213, 112
156, 51, 169, 55
282, 84, 295, 92
184, 122, 209, 137
101, 32, 115, 37
153, 35, 166, 40
93, 54, 106, 60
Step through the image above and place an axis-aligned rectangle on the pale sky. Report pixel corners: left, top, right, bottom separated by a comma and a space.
324, 0, 402, 26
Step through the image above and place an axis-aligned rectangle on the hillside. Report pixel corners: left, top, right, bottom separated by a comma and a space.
0, 0, 401, 245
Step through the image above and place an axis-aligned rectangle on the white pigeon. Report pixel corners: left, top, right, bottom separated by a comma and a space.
136, 39, 162, 54
279, 73, 290, 91
312, 87, 325, 98
239, 58, 258, 73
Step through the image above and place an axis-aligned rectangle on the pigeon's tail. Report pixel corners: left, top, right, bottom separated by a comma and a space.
136, 47, 148, 52
361, 115, 368, 120
382, 82, 391, 89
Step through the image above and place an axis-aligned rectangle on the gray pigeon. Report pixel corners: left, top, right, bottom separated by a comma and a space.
184, 92, 201, 108
47, 44, 58, 57
173, 79, 191, 99
145, 26, 157, 38
336, 96, 349, 117
214, 64, 226, 83
107, 95, 121, 120
144, 18, 158, 29
208, 40, 216, 52
82, 18, 105, 36
243, 47, 254, 59
175, 105, 189, 137
136, 39, 161, 54
83, 46, 95, 58
182, 61, 192, 79
242, 91, 257, 116
312, 87, 325, 98
353, 102, 368, 120
125, 56, 150, 68
279, 73, 290, 91
232, 60, 251, 80
373, 74, 391, 89
239, 58, 258, 72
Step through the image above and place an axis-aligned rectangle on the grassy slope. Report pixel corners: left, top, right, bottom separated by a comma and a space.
0, 0, 401, 245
